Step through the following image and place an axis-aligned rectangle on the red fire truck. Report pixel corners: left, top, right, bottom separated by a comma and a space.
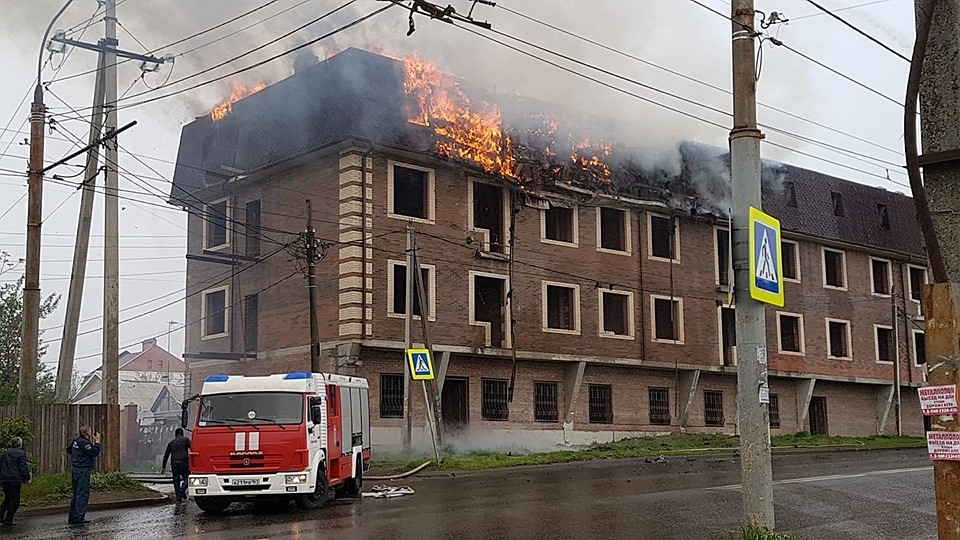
182, 372, 371, 514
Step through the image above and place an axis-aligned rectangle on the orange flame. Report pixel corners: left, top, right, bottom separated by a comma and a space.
397, 55, 517, 178
211, 82, 267, 122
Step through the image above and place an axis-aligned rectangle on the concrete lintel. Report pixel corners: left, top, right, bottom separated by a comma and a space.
796, 378, 817, 431
678, 370, 701, 428
876, 384, 896, 435
436, 351, 451, 394
562, 361, 587, 425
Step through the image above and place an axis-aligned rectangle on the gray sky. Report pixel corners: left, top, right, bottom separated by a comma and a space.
0, 0, 914, 378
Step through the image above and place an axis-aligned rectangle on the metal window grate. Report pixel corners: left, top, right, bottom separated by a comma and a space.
379, 374, 404, 418
588, 384, 613, 424
481, 379, 509, 421
534, 381, 559, 422
649, 387, 670, 425
768, 394, 781, 429
704, 390, 724, 427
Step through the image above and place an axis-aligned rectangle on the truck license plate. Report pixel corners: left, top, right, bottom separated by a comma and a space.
233, 479, 258, 486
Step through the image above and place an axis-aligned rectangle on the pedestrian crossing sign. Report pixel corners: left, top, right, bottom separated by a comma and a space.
748, 207, 784, 307
406, 348, 435, 380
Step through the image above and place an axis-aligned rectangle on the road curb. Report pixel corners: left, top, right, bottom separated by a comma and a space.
19, 493, 171, 517
372, 444, 928, 479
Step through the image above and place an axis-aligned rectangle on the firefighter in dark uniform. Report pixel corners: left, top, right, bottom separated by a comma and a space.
67, 426, 101, 525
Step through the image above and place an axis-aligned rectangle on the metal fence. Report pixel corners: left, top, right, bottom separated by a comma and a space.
0, 404, 120, 474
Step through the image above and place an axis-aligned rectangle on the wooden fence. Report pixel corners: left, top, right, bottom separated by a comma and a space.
0, 404, 121, 474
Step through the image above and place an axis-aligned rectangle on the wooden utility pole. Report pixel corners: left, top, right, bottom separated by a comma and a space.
56, 51, 106, 403
306, 199, 321, 372
912, 0, 960, 536
101, 0, 120, 407
730, 0, 775, 527
19, 85, 46, 413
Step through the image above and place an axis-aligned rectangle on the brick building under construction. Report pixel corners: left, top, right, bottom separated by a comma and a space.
170, 49, 927, 451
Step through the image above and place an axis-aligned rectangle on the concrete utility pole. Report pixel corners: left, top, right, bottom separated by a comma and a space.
305, 200, 321, 372
913, 0, 960, 536
413, 250, 442, 456
403, 227, 414, 453
101, 0, 120, 407
55, 51, 106, 403
730, 0, 775, 528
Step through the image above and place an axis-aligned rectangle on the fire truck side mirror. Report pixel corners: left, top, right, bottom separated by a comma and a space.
181, 407, 189, 429
310, 399, 323, 425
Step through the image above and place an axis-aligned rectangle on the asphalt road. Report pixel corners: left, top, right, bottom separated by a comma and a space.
5, 448, 935, 540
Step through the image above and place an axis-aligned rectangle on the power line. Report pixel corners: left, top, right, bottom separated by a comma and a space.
439, 14, 904, 186
791, 0, 893, 21
496, 3, 904, 158
801, 0, 908, 61
48, 0, 289, 85
685, 0, 904, 106
479, 14, 905, 174
104, 3, 394, 114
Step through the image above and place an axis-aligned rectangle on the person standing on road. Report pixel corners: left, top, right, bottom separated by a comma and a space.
67, 426, 101, 525
160, 428, 191, 503
0, 436, 31, 526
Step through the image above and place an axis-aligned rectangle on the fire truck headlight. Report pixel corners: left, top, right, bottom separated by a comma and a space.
285, 474, 308, 485
189, 477, 208, 487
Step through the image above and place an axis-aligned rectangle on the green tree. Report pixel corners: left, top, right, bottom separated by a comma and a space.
0, 277, 60, 405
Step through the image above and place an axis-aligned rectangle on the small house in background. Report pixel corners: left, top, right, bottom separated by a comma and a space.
71, 338, 186, 469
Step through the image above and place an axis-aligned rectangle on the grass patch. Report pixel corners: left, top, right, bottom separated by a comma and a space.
370, 433, 925, 474
730, 524, 798, 540
20, 472, 148, 507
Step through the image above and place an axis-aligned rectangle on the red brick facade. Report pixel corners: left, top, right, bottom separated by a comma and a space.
178, 145, 927, 449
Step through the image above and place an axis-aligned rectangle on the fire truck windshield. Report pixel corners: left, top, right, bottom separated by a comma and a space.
199, 392, 304, 426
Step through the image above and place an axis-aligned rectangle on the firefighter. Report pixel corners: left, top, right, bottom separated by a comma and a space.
67, 426, 101, 525
160, 428, 191, 503
0, 436, 31, 526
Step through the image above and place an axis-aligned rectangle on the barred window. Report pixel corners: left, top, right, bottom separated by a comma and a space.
769, 394, 781, 429
379, 374, 404, 418
704, 390, 724, 427
482, 379, 509, 421
649, 387, 670, 426
588, 384, 613, 424
534, 381, 559, 422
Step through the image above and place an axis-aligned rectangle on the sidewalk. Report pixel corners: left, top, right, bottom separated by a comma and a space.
17, 487, 170, 517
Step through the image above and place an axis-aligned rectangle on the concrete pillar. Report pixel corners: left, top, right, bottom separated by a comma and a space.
796, 378, 817, 432
561, 361, 586, 444
876, 385, 896, 435
678, 370, 701, 428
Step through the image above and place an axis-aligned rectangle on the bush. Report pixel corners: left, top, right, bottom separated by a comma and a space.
731, 524, 797, 540
21, 472, 147, 506
0, 416, 32, 447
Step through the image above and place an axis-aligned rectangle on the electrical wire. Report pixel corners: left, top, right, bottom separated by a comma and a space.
496, 3, 904, 158
791, 0, 893, 21
801, 0, 909, 61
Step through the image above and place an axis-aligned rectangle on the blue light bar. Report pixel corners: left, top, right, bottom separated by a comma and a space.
284, 372, 312, 380
205, 374, 229, 383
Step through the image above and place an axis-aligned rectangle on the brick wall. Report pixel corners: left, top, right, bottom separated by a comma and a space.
180, 147, 926, 442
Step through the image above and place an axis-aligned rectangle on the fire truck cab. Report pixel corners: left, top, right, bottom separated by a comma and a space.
184, 372, 371, 514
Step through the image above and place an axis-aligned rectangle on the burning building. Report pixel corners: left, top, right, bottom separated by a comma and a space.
170, 48, 926, 451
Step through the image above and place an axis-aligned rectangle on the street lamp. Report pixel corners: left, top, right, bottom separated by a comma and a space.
19, 0, 77, 411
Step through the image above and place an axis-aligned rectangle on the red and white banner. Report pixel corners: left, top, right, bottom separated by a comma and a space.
919, 384, 959, 416
928, 432, 960, 461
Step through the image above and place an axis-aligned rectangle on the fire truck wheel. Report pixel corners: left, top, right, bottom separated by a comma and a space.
295, 473, 329, 510
194, 496, 232, 515
339, 466, 362, 497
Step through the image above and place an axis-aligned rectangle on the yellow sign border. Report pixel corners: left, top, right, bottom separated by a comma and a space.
406, 348, 435, 380
748, 206, 785, 307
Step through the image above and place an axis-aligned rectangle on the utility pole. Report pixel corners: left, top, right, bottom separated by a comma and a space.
730, 0, 775, 528
891, 288, 903, 436
413, 249, 442, 454
911, 0, 960, 536
101, 0, 120, 407
19, 85, 46, 413
403, 226, 414, 453
305, 199, 321, 372
55, 50, 107, 403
